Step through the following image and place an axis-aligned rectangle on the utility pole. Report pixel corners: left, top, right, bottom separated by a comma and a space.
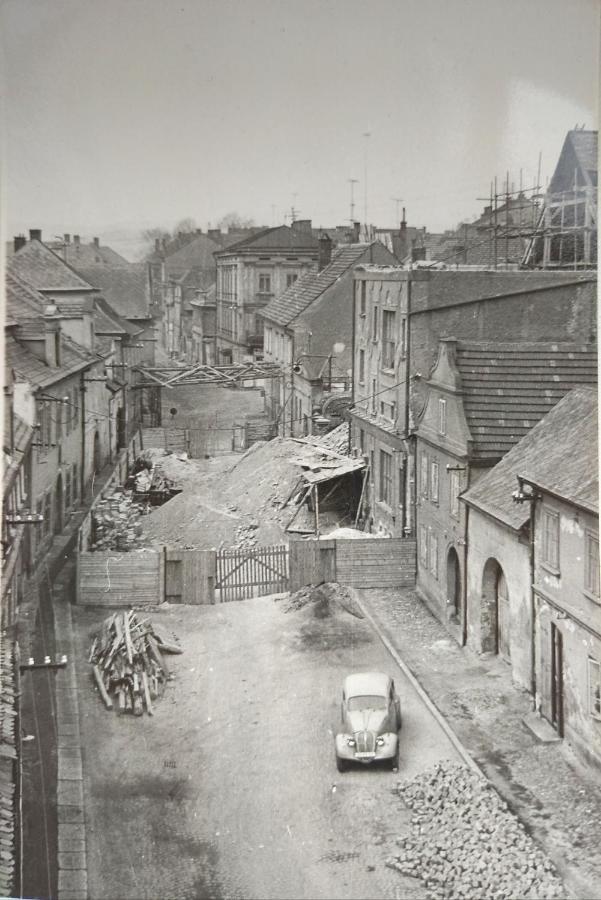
348, 178, 358, 224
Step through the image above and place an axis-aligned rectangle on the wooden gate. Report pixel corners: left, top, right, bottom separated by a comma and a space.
216, 545, 289, 602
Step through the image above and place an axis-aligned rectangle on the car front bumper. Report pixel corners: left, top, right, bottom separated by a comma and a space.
335, 732, 398, 764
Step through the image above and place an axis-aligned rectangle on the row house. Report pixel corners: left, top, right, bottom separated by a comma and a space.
214, 221, 320, 364
262, 237, 396, 436
414, 339, 597, 651
350, 265, 597, 537
459, 387, 599, 767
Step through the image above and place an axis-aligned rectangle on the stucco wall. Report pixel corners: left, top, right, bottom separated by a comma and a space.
466, 507, 532, 691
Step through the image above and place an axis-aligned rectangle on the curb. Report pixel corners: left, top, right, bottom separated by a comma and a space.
53, 568, 88, 900
351, 590, 484, 779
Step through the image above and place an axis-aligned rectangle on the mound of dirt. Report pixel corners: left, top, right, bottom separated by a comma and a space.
283, 583, 364, 619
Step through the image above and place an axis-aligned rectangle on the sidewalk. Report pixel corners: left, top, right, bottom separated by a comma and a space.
355, 587, 601, 900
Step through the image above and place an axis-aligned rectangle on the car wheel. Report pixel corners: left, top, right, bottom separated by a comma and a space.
336, 755, 348, 773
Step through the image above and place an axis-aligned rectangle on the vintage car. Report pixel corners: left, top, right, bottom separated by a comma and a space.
335, 671, 401, 772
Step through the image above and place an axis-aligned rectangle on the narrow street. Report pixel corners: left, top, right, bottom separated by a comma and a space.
74, 593, 462, 900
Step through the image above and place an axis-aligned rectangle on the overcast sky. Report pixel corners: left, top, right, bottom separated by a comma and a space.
1, 0, 598, 259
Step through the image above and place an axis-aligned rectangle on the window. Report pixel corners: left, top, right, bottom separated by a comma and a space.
449, 470, 460, 519
429, 530, 439, 578
420, 453, 429, 498
258, 274, 271, 294
398, 466, 404, 507
286, 273, 298, 288
372, 305, 379, 341
360, 281, 366, 316
542, 509, 560, 570
359, 429, 364, 453
419, 525, 428, 565
379, 450, 392, 506
589, 658, 601, 720
382, 309, 395, 369
359, 349, 365, 384
430, 460, 439, 503
439, 398, 447, 435
585, 532, 599, 597
400, 317, 407, 357
371, 378, 377, 414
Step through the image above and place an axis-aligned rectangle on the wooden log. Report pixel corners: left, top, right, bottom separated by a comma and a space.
123, 614, 134, 665
92, 665, 113, 709
132, 694, 144, 716
117, 688, 126, 715
154, 639, 183, 655
147, 635, 169, 672
141, 672, 153, 715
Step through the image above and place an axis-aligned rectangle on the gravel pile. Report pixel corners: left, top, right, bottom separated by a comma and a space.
387, 762, 565, 900
283, 582, 364, 619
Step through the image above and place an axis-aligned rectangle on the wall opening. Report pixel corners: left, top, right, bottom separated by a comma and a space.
481, 557, 510, 659
446, 546, 461, 617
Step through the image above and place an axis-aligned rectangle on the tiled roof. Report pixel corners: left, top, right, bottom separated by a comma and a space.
8, 240, 95, 291
215, 224, 319, 255
456, 342, 598, 462
163, 234, 221, 273
568, 130, 598, 180
93, 297, 141, 336
4, 332, 98, 388
73, 264, 150, 319
46, 240, 130, 267
463, 386, 598, 526
263, 244, 372, 327
5, 271, 46, 321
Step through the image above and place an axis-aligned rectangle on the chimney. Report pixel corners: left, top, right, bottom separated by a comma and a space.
400, 207, 407, 234
29, 228, 42, 242
93, 237, 100, 248
318, 233, 332, 270
43, 306, 61, 367
13, 235, 26, 253
64, 233, 71, 244
291, 219, 312, 236
74, 234, 80, 246
352, 221, 360, 243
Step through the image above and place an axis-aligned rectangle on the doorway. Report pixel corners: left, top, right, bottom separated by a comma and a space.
551, 622, 564, 736
446, 547, 461, 617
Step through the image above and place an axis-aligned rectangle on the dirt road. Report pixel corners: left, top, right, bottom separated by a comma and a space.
75, 594, 462, 900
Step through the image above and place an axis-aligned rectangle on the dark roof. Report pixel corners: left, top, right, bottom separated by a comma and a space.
93, 297, 141, 336
8, 240, 95, 292
73, 264, 150, 319
567, 130, 598, 181
263, 244, 373, 327
215, 224, 319, 255
162, 233, 221, 274
464, 386, 598, 525
46, 240, 130, 267
4, 331, 98, 389
456, 342, 598, 462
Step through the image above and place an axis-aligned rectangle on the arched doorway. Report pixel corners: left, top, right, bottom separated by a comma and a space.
93, 431, 101, 475
481, 558, 511, 660
54, 472, 63, 535
446, 546, 461, 617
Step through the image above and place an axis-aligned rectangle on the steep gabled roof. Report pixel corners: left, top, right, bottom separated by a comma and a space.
8, 240, 96, 292
93, 296, 142, 336
456, 342, 598, 462
162, 233, 221, 274
565, 130, 598, 185
463, 386, 598, 527
46, 240, 130, 267
4, 331, 98, 389
215, 224, 319, 255
5, 271, 47, 321
73, 264, 150, 319
262, 244, 373, 327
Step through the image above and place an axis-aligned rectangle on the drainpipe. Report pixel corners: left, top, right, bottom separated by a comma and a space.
80, 372, 86, 499
461, 466, 471, 647
527, 484, 538, 705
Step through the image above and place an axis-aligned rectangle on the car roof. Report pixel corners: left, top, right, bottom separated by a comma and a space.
343, 672, 391, 697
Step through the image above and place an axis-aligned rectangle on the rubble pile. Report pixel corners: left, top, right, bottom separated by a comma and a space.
88, 611, 182, 716
91, 490, 148, 551
283, 582, 364, 619
305, 422, 350, 455
387, 761, 565, 900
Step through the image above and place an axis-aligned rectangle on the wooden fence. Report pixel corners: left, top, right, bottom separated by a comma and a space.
289, 537, 416, 592
77, 550, 163, 607
216, 545, 289, 602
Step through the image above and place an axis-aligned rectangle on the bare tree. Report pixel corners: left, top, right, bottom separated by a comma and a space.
216, 212, 256, 230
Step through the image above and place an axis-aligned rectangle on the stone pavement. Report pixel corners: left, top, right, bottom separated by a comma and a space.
354, 587, 601, 900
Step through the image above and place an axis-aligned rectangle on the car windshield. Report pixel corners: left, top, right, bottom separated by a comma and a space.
347, 694, 387, 711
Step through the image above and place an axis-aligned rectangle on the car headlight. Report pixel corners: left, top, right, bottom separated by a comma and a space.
347, 738, 356, 747
376, 737, 385, 746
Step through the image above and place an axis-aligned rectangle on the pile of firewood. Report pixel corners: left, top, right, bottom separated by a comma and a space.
88, 611, 182, 716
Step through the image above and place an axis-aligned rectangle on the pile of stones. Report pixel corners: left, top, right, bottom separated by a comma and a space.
90, 490, 148, 551
387, 761, 566, 900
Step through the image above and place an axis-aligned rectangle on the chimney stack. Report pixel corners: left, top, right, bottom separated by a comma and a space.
352, 221, 360, 243
29, 229, 42, 242
291, 219, 312, 236
93, 237, 99, 248
400, 207, 407, 233
13, 235, 26, 253
64, 233, 71, 244
74, 234, 80, 246
318, 233, 332, 270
